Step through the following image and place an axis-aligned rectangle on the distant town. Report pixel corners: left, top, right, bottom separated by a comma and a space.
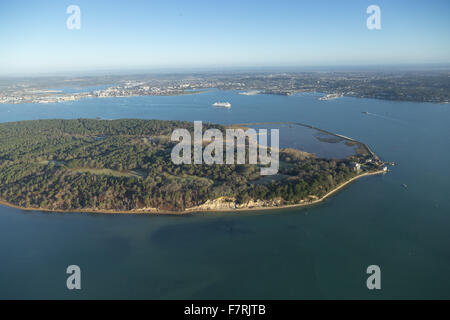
1, 70, 449, 104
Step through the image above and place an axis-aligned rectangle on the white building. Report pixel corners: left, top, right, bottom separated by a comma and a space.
349, 162, 361, 172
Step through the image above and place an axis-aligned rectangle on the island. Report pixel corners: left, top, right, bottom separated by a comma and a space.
0, 119, 387, 214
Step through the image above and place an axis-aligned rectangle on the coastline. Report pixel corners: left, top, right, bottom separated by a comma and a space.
0, 90, 207, 105
0, 170, 385, 216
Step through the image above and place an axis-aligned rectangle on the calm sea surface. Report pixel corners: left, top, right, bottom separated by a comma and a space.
0, 90, 449, 299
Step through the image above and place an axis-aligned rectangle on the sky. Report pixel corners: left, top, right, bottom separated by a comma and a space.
0, 0, 449, 75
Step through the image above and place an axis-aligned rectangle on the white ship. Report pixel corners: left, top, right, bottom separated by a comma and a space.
213, 102, 231, 108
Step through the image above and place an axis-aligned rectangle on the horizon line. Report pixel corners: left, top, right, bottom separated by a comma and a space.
1, 63, 450, 78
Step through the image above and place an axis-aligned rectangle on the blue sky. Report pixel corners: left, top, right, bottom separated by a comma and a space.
0, 0, 449, 75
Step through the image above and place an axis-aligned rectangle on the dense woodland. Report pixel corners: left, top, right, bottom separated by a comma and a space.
0, 119, 377, 212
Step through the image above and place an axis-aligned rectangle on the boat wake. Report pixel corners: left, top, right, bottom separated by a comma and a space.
362, 112, 410, 125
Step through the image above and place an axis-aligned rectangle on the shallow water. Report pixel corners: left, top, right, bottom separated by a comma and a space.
248, 122, 358, 158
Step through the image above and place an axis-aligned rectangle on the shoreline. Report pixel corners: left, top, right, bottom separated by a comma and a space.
0, 170, 385, 216
0, 90, 207, 105
2, 88, 447, 105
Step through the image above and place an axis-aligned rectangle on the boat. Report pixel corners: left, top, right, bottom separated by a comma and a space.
213, 102, 231, 108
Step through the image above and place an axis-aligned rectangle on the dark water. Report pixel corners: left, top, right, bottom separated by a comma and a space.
0, 91, 449, 299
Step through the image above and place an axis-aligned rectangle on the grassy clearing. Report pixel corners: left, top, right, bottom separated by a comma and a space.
71, 168, 141, 178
